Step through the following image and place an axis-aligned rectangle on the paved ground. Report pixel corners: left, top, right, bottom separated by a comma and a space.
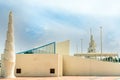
1, 76, 120, 80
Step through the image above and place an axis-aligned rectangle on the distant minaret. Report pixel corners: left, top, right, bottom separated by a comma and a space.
88, 28, 96, 53
2, 11, 16, 78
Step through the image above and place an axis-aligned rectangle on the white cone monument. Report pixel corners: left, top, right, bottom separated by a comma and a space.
2, 11, 16, 78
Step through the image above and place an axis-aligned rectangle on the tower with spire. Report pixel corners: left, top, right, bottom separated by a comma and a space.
88, 29, 96, 53
1, 11, 16, 78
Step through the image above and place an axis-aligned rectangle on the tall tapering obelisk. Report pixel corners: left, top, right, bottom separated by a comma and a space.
2, 11, 16, 78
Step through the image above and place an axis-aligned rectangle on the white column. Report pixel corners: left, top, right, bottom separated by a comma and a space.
1, 11, 16, 78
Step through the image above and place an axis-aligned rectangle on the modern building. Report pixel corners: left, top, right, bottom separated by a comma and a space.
17, 40, 70, 56
1, 12, 120, 78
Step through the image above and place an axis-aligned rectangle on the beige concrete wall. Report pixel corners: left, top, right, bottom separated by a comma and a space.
0, 60, 1, 76
1, 54, 4, 77
63, 56, 120, 76
15, 54, 62, 77
58, 54, 63, 76
63, 56, 90, 76
0, 68, 1, 77
1, 53, 120, 76
56, 40, 70, 55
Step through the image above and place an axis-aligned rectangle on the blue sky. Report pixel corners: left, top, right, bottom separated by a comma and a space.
0, 0, 120, 56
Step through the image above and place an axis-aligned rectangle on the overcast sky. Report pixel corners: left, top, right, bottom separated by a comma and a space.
0, 0, 120, 56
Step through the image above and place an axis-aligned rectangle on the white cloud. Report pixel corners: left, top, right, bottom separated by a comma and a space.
14, 0, 120, 16
1, 0, 120, 55
2, 0, 120, 16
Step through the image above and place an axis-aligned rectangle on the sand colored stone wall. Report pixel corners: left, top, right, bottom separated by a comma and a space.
0, 68, 1, 77
56, 40, 70, 55
15, 54, 62, 77
2, 54, 120, 77
0, 60, 1, 76
63, 56, 120, 76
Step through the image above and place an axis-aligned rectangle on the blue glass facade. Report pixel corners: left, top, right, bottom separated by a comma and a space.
17, 42, 56, 54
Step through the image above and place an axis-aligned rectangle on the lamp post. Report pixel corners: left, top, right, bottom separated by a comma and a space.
100, 26, 102, 54
100, 26, 103, 60
81, 39, 83, 53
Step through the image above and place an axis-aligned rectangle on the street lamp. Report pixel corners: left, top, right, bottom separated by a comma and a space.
81, 39, 83, 53
100, 26, 103, 60
100, 26, 102, 54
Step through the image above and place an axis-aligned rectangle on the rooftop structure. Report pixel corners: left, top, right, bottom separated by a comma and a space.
88, 29, 96, 53
74, 53, 118, 57
17, 42, 56, 54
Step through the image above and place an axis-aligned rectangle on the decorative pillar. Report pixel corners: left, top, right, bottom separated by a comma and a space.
1, 11, 16, 78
